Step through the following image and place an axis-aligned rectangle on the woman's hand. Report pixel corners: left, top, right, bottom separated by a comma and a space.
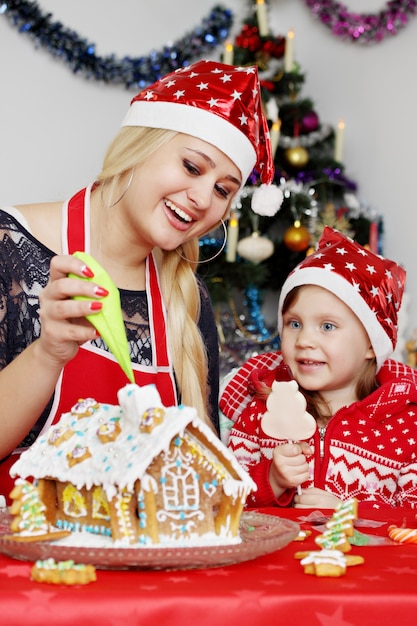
269, 441, 312, 498
293, 486, 341, 509
37, 254, 108, 370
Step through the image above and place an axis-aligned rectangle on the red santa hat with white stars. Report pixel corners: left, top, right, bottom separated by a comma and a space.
277, 227, 406, 371
121, 60, 274, 185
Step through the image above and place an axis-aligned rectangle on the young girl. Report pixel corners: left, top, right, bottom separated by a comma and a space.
222, 226, 417, 510
0, 60, 274, 501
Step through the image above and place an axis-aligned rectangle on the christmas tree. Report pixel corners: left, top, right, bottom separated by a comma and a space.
197, 1, 382, 375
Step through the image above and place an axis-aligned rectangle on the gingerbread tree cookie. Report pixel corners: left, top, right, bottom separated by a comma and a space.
7, 479, 70, 542
294, 498, 364, 577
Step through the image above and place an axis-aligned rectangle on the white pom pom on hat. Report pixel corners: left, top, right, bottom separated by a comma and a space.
251, 183, 284, 217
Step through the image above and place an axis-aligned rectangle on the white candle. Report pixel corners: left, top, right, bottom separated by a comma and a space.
223, 40, 234, 65
256, 0, 269, 37
270, 119, 281, 158
226, 212, 239, 263
284, 30, 295, 72
266, 97, 278, 123
334, 119, 345, 162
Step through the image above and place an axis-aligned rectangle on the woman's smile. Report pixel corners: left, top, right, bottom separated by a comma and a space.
121, 134, 241, 249
163, 198, 193, 225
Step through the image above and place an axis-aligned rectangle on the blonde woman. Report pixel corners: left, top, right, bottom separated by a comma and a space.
0, 60, 274, 500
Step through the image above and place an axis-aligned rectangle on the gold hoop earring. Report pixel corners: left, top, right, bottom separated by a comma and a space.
101, 168, 134, 208
176, 219, 228, 264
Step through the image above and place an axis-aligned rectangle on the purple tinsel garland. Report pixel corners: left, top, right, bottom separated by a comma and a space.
304, 0, 417, 43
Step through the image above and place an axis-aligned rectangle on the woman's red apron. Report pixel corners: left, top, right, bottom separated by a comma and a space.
1, 185, 177, 501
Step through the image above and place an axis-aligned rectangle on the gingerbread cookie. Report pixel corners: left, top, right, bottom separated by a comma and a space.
140, 407, 165, 433
48, 426, 75, 447
97, 420, 121, 443
67, 444, 91, 467
295, 549, 364, 577
261, 380, 316, 441
293, 529, 312, 541
31, 558, 96, 585
6, 479, 70, 542
71, 398, 99, 418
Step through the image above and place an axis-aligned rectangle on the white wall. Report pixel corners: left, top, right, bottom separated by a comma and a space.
1, 0, 416, 340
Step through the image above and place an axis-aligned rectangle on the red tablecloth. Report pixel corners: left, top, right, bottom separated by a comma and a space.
1, 507, 416, 626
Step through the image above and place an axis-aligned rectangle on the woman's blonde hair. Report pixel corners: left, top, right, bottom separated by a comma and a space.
97, 126, 229, 429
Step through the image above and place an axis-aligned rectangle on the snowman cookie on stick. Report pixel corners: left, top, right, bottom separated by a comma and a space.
261, 380, 317, 494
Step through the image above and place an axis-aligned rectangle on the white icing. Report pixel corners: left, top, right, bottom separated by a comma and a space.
262, 380, 317, 440
223, 478, 251, 502
141, 473, 158, 494
118, 383, 162, 425
10, 383, 256, 547
300, 549, 346, 567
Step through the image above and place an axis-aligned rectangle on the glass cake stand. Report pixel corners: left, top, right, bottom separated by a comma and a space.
0, 508, 299, 570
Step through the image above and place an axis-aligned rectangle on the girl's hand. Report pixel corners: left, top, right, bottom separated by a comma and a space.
269, 441, 312, 497
293, 486, 341, 509
38, 254, 108, 369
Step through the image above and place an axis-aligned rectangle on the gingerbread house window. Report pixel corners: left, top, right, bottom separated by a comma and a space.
92, 486, 110, 520
161, 463, 199, 511
62, 484, 87, 518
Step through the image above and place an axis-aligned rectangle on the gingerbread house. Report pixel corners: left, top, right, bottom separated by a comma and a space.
10, 384, 256, 546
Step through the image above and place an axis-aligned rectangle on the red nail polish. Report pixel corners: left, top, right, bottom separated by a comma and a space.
90, 301, 103, 311
82, 265, 94, 278
94, 286, 109, 297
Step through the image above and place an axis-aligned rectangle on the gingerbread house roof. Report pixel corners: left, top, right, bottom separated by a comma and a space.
11, 384, 256, 501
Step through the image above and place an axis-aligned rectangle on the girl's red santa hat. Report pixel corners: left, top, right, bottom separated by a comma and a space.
121, 60, 274, 186
278, 227, 406, 371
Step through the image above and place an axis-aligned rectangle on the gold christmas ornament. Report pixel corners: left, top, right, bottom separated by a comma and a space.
283, 220, 310, 252
237, 232, 274, 264
284, 146, 309, 168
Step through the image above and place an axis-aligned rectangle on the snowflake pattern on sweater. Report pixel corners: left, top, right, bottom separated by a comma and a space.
222, 353, 417, 510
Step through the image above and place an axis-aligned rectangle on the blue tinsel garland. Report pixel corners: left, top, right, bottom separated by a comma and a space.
0, 1, 233, 89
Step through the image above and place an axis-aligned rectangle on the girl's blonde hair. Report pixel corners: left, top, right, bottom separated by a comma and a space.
97, 127, 230, 429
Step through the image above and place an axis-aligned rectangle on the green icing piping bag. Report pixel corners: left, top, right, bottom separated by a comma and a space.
69, 251, 134, 383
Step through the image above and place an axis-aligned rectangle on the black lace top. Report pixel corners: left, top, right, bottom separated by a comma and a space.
0, 209, 220, 455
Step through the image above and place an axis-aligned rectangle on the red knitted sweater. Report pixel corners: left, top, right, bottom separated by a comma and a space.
221, 353, 417, 510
